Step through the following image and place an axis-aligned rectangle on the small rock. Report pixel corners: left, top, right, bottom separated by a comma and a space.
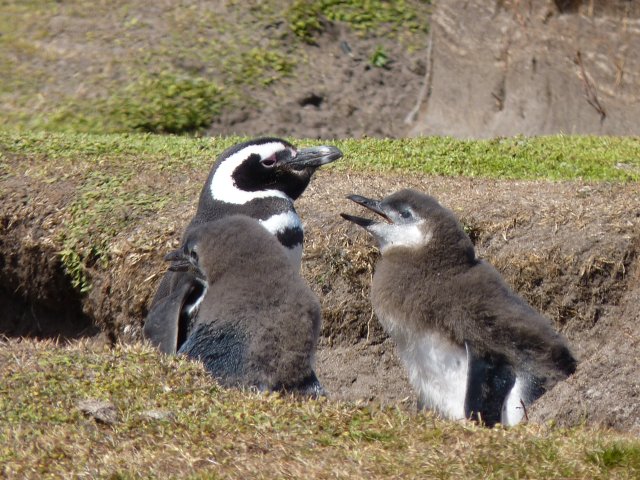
141, 409, 175, 421
77, 399, 118, 425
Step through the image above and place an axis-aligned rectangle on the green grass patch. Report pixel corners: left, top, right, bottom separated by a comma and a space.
228, 48, 296, 87
108, 71, 226, 134
1, 339, 638, 478
2, 70, 227, 135
287, 0, 430, 43
331, 135, 640, 181
3, 131, 639, 181
588, 443, 640, 471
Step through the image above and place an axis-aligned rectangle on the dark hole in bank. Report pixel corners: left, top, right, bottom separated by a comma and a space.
0, 247, 100, 341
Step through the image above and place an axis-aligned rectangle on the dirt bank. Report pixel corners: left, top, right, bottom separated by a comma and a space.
2, 164, 639, 432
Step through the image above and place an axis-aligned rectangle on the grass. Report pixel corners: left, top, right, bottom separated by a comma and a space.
106, 72, 226, 134
287, 0, 430, 44
330, 135, 640, 180
1, 338, 639, 479
3, 130, 640, 179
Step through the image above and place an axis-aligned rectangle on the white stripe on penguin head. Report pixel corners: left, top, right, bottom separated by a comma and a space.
210, 141, 295, 205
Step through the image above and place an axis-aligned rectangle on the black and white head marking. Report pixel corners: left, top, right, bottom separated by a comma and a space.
204, 138, 341, 264
210, 140, 296, 205
208, 139, 342, 206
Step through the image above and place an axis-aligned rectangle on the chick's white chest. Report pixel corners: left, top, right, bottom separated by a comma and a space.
379, 311, 469, 421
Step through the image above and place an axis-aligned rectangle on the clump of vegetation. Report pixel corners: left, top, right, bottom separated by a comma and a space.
108, 72, 226, 134
588, 443, 640, 471
227, 48, 296, 86
287, 0, 430, 43
370, 46, 390, 68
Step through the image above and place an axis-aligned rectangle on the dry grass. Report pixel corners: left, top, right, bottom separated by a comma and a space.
1, 338, 639, 479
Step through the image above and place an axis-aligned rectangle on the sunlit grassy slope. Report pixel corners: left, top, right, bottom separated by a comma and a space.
1, 340, 639, 479
3, 130, 640, 179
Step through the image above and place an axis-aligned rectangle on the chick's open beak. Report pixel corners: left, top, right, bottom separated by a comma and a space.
340, 194, 391, 227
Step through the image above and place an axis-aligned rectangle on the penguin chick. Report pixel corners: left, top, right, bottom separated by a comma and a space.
148, 137, 341, 353
144, 215, 324, 398
341, 189, 576, 426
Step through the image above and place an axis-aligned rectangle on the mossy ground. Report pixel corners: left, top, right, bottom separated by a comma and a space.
1, 339, 639, 479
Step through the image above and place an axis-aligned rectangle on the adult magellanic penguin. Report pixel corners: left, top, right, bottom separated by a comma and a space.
147, 137, 341, 353
190, 137, 342, 264
341, 189, 576, 427
144, 215, 324, 397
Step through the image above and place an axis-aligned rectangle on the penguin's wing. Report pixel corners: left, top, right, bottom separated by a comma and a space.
464, 343, 516, 428
458, 262, 577, 377
143, 274, 203, 354
148, 270, 174, 310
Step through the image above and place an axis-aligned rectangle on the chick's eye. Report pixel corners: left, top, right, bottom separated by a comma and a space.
261, 154, 277, 168
400, 210, 412, 219
190, 250, 198, 262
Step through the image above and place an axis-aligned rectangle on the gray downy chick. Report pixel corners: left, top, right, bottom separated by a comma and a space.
144, 215, 324, 398
147, 137, 341, 354
341, 188, 576, 426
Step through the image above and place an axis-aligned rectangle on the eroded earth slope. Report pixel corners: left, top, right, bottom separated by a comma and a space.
2, 159, 639, 432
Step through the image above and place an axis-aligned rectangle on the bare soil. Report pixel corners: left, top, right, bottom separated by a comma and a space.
205, 1, 640, 139
2, 168, 639, 433
209, 22, 428, 140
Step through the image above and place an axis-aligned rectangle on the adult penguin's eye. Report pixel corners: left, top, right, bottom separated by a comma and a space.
190, 249, 199, 262
261, 154, 277, 168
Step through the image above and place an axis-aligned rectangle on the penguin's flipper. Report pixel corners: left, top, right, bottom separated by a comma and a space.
464, 343, 516, 427
143, 275, 204, 354
148, 270, 174, 310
